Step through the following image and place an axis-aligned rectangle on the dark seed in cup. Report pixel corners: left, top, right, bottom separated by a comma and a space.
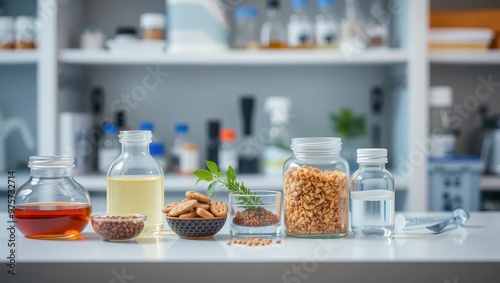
92, 215, 145, 241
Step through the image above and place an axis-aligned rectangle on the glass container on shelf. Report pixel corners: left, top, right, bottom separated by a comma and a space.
219, 128, 238, 171
287, 0, 313, 49
340, 0, 366, 51
233, 7, 259, 49
107, 130, 164, 235
350, 148, 395, 237
98, 122, 120, 174
14, 156, 92, 239
171, 122, 188, 173
261, 0, 287, 49
315, 0, 338, 49
365, 0, 389, 48
283, 137, 349, 238
264, 96, 291, 175
0, 16, 15, 49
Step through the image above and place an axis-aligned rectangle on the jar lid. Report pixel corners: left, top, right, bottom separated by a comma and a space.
234, 7, 259, 19
174, 123, 189, 134
356, 148, 388, 164
28, 156, 75, 168
140, 13, 165, 29
291, 137, 342, 152
115, 26, 137, 36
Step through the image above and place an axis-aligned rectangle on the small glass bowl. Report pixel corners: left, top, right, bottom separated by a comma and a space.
90, 214, 146, 241
229, 190, 282, 238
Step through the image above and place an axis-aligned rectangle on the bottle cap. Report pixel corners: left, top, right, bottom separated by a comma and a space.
115, 26, 137, 36
317, 0, 334, 8
140, 13, 165, 29
429, 86, 452, 107
149, 142, 165, 156
102, 122, 118, 135
267, 0, 280, 9
139, 121, 154, 131
292, 0, 308, 9
264, 96, 291, 125
174, 123, 189, 134
356, 148, 388, 164
220, 128, 236, 142
234, 7, 259, 19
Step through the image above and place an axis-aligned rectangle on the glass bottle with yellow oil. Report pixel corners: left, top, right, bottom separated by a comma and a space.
107, 130, 164, 235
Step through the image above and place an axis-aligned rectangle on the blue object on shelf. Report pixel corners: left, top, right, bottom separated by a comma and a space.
428, 156, 484, 211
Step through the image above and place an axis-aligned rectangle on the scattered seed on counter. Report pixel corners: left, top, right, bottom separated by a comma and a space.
228, 237, 279, 246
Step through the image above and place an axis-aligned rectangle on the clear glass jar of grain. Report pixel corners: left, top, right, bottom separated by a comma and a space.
283, 137, 349, 238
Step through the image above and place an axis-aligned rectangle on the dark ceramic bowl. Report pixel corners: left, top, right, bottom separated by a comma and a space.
166, 216, 226, 239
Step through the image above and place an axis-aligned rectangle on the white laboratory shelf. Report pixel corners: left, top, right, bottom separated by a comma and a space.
430, 50, 500, 64
0, 50, 38, 64
67, 173, 409, 192
59, 49, 408, 65
481, 175, 500, 191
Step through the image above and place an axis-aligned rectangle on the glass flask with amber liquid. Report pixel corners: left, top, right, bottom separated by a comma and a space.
261, 0, 287, 49
107, 130, 164, 235
14, 156, 92, 239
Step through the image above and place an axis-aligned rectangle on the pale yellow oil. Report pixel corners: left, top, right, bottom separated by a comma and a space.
107, 176, 164, 235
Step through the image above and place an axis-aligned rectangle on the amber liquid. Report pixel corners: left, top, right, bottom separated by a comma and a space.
14, 202, 91, 239
262, 41, 287, 49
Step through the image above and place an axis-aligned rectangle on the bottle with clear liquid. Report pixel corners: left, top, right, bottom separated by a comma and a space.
171, 123, 188, 173
350, 148, 395, 237
218, 128, 238, 171
263, 96, 291, 175
288, 0, 313, 49
366, 0, 389, 48
107, 130, 164, 235
315, 0, 338, 49
98, 122, 120, 174
261, 0, 287, 49
340, 0, 366, 51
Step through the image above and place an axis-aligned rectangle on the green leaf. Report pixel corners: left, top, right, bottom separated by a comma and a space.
227, 166, 236, 183
216, 170, 225, 179
206, 160, 219, 174
194, 169, 213, 184
207, 181, 217, 199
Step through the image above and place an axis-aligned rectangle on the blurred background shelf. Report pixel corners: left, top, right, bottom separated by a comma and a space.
59, 49, 408, 65
45, 173, 408, 193
0, 50, 38, 64
430, 50, 500, 64
480, 175, 500, 191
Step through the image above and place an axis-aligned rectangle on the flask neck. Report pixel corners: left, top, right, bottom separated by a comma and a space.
121, 142, 151, 158
357, 163, 385, 171
30, 167, 73, 178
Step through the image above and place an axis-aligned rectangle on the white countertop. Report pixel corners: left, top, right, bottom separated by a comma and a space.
1, 212, 499, 282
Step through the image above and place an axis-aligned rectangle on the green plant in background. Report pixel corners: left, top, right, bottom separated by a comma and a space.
330, 108, 367, 139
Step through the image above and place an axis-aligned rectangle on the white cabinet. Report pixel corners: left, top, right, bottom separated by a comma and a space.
13, 0, 500, 210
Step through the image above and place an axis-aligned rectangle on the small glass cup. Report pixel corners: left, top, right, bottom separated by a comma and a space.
229, 190, 282, 238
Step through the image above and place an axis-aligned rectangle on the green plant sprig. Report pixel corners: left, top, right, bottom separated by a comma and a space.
194, 161, 262, 210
